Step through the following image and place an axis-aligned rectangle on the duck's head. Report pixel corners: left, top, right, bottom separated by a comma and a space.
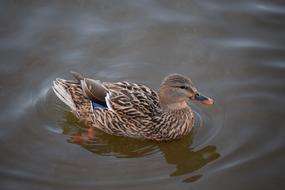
159, 73, 214, 110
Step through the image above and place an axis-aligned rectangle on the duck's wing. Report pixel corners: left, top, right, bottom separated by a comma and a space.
53, 73, 161, 137
103, 81, 161, 119
69, 71, 108, 107
53, 72, 161, 118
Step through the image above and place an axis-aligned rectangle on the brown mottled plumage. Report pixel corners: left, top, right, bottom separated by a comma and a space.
52, 72, 213, 141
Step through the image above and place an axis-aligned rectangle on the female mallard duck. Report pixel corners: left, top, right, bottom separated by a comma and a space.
53, 72, 214, 141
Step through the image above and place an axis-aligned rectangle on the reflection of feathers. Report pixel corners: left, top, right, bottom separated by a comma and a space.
53, 72, 194, 141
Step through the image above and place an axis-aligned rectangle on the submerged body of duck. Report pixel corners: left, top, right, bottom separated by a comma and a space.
53, 72, 213, 141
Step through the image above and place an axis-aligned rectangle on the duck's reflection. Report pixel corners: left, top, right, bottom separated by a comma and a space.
158, 138, 220, 183
62, 113, 220, 183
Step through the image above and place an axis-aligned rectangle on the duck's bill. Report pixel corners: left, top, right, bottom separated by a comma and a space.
194, 94, 214, 105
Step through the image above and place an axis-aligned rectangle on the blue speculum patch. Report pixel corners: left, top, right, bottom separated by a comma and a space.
92, 101, 107, 109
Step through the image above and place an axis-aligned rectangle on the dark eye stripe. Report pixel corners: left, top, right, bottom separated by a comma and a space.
170, 85, 193, 91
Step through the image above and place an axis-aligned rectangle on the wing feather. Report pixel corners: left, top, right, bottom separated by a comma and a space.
103, 81, 161, 119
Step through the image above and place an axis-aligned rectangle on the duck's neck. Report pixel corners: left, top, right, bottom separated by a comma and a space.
160, 101, 189, 111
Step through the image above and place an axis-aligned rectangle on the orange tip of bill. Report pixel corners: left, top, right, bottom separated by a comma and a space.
202, 98, 214, 105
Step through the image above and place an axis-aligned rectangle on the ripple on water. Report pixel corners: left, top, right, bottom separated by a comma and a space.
35, 87, 66, 134
190, 102, 225, 149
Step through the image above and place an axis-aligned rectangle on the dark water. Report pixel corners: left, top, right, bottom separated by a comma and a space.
1, 1, 285, 189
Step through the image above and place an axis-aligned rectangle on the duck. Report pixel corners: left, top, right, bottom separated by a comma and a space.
52, 72, 214, 141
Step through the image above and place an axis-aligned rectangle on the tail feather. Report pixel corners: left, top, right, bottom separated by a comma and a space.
52, 79, 76, 111
52, 78, 94, 123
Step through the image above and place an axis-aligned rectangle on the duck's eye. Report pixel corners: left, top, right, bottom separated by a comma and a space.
179, 86, 188, 90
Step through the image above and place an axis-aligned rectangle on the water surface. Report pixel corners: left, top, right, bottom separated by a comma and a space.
0, 1, 285, 190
